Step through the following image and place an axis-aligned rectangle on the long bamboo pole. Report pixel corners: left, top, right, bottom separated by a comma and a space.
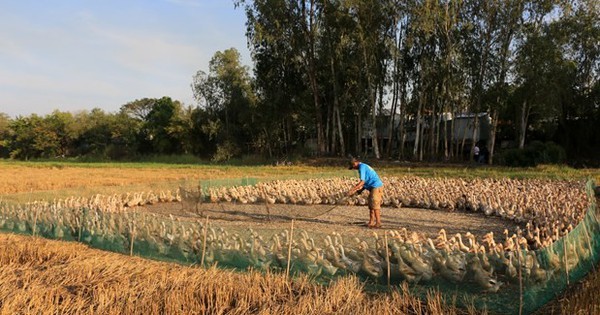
286, 219, 295, 280
384, 233, 391, 289
564, 239, 570, 286
582, 222, 596, 272
129, 214, 136, 256
32, 206, 40, 238
516, 238, 523, 315
201, 215, 209, 267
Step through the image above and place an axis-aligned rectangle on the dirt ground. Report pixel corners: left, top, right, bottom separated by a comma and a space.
139, 200, 517, 243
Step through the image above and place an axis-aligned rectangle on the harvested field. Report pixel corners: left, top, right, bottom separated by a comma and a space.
0, 233, 467, 315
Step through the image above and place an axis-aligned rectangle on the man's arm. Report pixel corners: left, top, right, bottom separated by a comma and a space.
347, 180, 365, 196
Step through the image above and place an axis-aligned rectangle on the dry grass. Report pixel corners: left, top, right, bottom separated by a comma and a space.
535, 264, 600, 315
0, 233, 476, 315
0, 163, 338, 203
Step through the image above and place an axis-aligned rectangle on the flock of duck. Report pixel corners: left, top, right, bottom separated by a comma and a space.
207, 177, 592, 251
0, 176, 596, 294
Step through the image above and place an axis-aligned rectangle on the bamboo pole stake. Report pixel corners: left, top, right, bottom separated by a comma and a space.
286, 219, 295, 280
129, 216, 136, 256
32, 206, 40, 238
384, 232, 391, 289
201, 215, 209, 267
563, 238, 570, 286
77, 207, 84, 242
516, 238, 523, 315
582, 222, 596, 272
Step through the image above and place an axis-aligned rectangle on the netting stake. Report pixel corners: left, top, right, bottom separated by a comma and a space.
129, 213, 136, 256
516, 239, 523, 315
582, 221, 596, 272
563, 238, 570, 286
32, 205, 40, 238
286, 219, 295, 280
201, 215, 209, 267
77, 207, 84, 242
384, 232, 390, 289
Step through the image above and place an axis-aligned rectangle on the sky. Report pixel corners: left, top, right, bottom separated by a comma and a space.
0, 0, 251, 118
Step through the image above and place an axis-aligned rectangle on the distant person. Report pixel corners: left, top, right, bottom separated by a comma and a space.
347, 157, 384, 228
473, 144, 480, 163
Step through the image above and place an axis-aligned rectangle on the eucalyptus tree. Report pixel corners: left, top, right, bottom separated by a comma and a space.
513, 0, 560, 149
381, 0, 408, 159
456, 0, 502, 160
237, 0, 329, 154
481, 0, 526, 164
550, 0, 600, 156
435, 0, 467, 160
402, 0, 444, 160
346, 0, 396, 159
192, 48, 256, 158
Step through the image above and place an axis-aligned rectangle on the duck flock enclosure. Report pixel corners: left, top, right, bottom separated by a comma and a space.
0, 174, 598, 314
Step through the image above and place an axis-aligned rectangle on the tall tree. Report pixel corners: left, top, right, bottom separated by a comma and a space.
192, 48, 256, 158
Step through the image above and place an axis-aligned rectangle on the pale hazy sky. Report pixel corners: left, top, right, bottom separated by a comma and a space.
0, 0, 250, 118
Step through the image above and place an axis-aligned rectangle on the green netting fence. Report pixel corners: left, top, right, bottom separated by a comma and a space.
0, 179, 597, 315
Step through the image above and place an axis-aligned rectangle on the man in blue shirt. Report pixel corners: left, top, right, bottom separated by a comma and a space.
347, 157, 384, 228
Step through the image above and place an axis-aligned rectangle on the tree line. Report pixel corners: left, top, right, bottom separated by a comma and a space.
1, 0, 598, 165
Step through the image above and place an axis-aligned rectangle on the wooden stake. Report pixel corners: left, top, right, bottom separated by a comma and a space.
515, 233, 523, 315
77, 207, 85, 242
32, 206, 40, 238
201, 215, 209, 267
384, 232, 391, 289
563, 239, 570, 286
129, 215, 136, 256
582, 222, 596, 272
286, 219, 295, 280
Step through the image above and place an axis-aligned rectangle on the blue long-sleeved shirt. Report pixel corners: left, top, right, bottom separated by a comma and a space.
357, 162, 383, 190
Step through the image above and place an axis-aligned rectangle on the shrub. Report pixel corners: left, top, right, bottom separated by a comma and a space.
212, 141, 241, 162
495, 141, 566, 167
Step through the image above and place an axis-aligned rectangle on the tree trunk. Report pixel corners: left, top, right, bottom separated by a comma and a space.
413, 94, 423, 160
398, 86, 406, 159
325, 100, 331, 153
385, 22, 402, 159
356, 113, 362, 156
371, 91, 380, 159
429, 92, 437, 160
470, 114, 480, 162
489, 110, 498, 164
335, 105, 345, 156
386, 87, 398, 159
519, 100, 529, 149
301, 0, 324, 155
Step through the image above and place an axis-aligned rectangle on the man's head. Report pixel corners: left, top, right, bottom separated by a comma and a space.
348, 157, 360, 170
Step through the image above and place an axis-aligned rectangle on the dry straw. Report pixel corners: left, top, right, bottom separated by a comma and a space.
0, 233, 469, 315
